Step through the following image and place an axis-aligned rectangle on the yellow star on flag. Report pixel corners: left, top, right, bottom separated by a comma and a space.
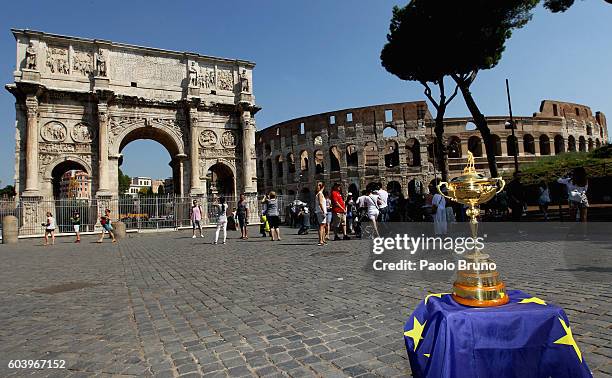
404, 317, 427, 351
425, 293, 451, 304
519, 297, 547, 305
424, 354, 430, 358
553, 317, 582, 363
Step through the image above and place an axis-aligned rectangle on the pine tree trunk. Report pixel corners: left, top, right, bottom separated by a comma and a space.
455, 81, 499, 177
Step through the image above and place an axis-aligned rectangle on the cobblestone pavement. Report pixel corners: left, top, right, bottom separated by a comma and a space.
0, 226, 610, 377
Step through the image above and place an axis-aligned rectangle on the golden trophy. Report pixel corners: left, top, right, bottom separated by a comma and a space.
437, 152, 508, 307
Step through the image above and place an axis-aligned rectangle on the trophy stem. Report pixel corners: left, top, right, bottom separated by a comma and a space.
452, 203, 508, 307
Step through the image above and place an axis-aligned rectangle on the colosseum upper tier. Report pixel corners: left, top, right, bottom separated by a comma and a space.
255, 100, 608, 199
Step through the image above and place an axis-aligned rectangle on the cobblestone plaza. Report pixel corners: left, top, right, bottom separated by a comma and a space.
1, 227, 610, 377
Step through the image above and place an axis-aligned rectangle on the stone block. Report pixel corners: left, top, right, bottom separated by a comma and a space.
113, 221, 127, 239
2, 215, 18, 244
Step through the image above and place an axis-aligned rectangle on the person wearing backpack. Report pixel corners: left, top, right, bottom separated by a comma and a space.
190, 199, 204, 238
214, 197, 229, 244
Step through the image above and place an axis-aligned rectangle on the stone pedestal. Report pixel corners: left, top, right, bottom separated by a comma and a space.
21, 69, 41, 82
113, 221, 127, 239
93, 76, 110, 89
2, 215, 18, 244
244, 192, 259, 224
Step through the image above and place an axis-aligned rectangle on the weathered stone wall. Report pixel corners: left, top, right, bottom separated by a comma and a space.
256, 100, 608, 198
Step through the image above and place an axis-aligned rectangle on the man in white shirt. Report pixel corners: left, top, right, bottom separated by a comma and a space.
375, 183, 389, 222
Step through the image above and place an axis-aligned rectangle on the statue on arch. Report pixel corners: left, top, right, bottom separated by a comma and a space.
26, 42, 37, 70
189, 62, 198, 87
240, 69, 249, 93
96, 49, 107, 77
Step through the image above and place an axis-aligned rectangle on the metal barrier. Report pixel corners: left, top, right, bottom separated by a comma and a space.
0, 194, 292, 238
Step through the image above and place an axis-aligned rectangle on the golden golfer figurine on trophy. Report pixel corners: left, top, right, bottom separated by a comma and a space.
437, 152, 508, 307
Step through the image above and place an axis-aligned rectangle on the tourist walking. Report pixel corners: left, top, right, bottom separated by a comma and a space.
558, 167, 589, 222
190, 199, 204, 238
297, 202, 310, 235
43, 211, 56, 246
324, 191, 332, 241
97, 208, 116, 243
432, 186, 448, 235
315, 182, 327, 246
71, 210, 81, 243
331, 183, 350, 240
362, 188, 381, 238
375, 183, 389, 222
214, 197, 229, 244
237, 193, 249, 239
263, 191, 282, 241
346, 193, 356, 234
537, 181, 551, 220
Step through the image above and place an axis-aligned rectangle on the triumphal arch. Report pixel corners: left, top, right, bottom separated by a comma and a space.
6, 29, 260, 225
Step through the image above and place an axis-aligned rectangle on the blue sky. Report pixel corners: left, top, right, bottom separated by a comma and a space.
0, 0, 611, 185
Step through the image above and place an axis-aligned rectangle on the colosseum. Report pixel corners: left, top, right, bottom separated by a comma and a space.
255, 100, 608, 201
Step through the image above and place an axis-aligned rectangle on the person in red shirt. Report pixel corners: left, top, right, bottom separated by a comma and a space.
331, 183, 350, 240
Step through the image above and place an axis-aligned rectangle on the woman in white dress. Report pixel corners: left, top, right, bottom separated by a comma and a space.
432, 188, 448, 235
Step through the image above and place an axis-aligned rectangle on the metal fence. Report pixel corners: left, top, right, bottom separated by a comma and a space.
0, 194, 291, 238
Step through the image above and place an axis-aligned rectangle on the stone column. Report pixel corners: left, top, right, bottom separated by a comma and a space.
189, 108, 202, 195
501, 138, 508, 156
23, 95, 39, 195
240, 110, 257, 194
97, 102, 111, 195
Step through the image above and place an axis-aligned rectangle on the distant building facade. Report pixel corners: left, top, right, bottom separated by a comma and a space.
58, 169, 91, 198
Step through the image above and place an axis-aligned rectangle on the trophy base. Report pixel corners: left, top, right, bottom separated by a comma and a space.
452, 252, 509, 307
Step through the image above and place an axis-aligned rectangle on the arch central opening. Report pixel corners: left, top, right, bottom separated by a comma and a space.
119, 134, 176, 197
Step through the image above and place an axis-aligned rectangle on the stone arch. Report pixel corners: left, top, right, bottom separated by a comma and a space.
43, 155, 93, 181
314, 149, 325, 174
586, 123, 593, 136
491, 134, 502, 156
265, 158, 273, 179
595, 138, 601, 148
384, 140, 399, 168
579, 136, 586, 152
523, 134, 535, 154
448, 136, 461, 158
588, 138, 594, 151
386, 180, 402, 194
46, 157, 92, 199
346, 144, 358, 167
467, 136, 483, 157
568, 135, 576, 152
364, 141, 378, 166
204, 160, 236, 197
299, 150, 309, 172
113, 122, 184, 157
539, 134, 551, 155
383, 126, 398, 138
554, 135, 565, 154
329, 146, 341, 172
287, 152, 296, 174
507, 135, 518, 157
406, 138, 421, 166
276, 155, 284, 177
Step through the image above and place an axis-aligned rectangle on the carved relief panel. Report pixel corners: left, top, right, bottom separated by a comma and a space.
40, 121, 67, 142
220, 131, 237, 148
199, 130, 218, 147
46, 46, 69, 74
71, 122, 95, 143
217, 69, 233, 91
73, 50, 93, 76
